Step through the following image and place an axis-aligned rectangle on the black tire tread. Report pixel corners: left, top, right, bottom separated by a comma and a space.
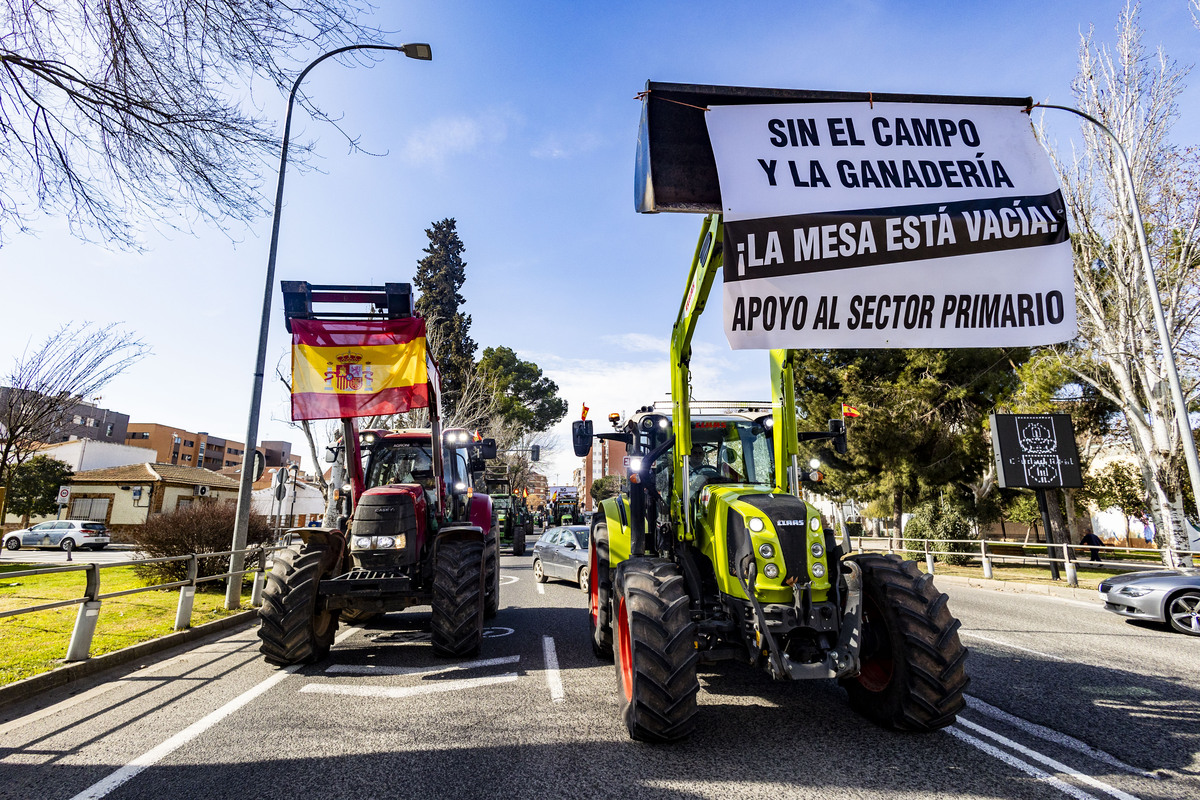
841, 553, 969, 731
431, 539, 484, 657
590, 524, 613, 659
615, 558, 699, 743
258, 546, 338, 667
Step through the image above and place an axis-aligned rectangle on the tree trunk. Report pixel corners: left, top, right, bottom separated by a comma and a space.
1063, 488, 1080, 544
892, 491, 904, 551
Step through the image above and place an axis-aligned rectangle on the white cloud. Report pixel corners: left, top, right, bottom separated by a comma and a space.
599, 332, 669, 354
400, 109, 518, 166
530, 131, 604, 160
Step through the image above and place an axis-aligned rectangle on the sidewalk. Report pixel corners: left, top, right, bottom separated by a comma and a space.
930, 572, 1103, 602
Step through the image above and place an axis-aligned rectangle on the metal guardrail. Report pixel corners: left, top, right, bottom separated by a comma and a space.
0, 546, 276, 662
847, 535, 1199, 588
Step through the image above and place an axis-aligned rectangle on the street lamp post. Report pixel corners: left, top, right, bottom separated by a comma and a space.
225, 43, 432, 610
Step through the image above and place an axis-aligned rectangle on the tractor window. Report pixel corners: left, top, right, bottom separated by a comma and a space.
367, 444, 435, 490
690, 418, 774, 486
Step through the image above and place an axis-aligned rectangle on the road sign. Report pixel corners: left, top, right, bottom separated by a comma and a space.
57, 485, 71, 505
990, 413, 1082, 489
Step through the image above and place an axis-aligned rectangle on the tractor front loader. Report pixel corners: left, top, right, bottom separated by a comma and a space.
257, 282, 498, 667
574, 216, 968, 742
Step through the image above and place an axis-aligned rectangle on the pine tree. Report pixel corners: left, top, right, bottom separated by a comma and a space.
414, 218, 477, 418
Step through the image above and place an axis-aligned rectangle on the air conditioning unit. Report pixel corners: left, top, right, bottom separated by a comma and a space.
195, 485, 210, 497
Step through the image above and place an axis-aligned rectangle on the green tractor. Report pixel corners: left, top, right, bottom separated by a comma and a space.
484, 467, 527, 556
574, 215, 968, 742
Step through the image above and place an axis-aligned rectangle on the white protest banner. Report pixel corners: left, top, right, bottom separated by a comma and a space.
705, 102, 1075, 349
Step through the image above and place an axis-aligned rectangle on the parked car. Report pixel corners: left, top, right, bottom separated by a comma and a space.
1099, 569, 1200, 636
531, 526, 589, 591
2, 520, 111, 552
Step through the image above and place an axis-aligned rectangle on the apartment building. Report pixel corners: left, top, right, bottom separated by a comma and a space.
124, 424, 249, 471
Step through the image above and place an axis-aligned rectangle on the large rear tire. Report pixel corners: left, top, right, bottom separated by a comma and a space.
613, 558, 698, 742
840, 553, 969, 731
484, 533, 500, 619
431, 539, 484, 658
258, 546, 340, 666
589, 523, 613, 660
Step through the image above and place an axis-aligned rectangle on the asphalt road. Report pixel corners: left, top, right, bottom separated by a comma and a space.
0, 546, 144, 566
0, 552, 1196, 800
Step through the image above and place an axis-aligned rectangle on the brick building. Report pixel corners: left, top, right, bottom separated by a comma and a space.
124, 424, 299, 472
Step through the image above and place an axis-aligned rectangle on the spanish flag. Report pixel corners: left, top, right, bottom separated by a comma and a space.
841, 403, 861, 418
582, 403, 589, 421
291, 318, 430, 421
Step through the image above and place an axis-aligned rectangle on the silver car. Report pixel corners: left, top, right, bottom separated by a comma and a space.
532, 526, 590, 591
1099, 569, 1200, 636
3, 520, 111, 552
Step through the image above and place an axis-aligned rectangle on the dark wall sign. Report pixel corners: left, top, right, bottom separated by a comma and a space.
990, 413, 1083, 489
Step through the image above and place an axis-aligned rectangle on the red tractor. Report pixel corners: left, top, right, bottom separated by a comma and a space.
257, 282, 499, 666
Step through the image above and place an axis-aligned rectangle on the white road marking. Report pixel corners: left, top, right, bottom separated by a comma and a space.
325, 655, 520, 677
334, 627, 358, 645
542, 635, 564, 703
536, 583, 545, 595
957, 718, 1143, 800
482, 626, 514, 638
946, 727, 1102, 800
965, 695, 1155, 778
0, 639, 254, 736
68, 665, 300, 800
300, 673, 518, 698
500, 575, 519, 585
959, 631, 1064, 661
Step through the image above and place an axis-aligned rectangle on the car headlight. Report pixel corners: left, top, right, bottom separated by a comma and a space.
354, 536, 372, 549
758, 542, 774, 558
377, 536, 395, 549
763, 563, 780, 579
1117, 586, 1152, 598
748, 517, 765, 533
811, 563, 826, 578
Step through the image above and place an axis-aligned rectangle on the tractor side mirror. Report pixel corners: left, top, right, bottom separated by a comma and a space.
324, 445, 339, 464
828, 419, 847, 455
572, 420, 593, 457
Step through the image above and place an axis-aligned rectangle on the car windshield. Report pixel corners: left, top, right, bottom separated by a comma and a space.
493, 497, 511, 510
689, 417, 774, 486
367, 443, 435, 489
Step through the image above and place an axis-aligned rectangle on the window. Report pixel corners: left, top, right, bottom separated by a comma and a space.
183, 454, 192, 462
183, 439, 194, 447
73, 415, 82, 424
105, 423, 114, 437
72, 498, 110, 522
85, 417, 97, 427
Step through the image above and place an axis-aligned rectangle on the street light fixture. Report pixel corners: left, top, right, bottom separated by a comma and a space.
225, 42, 433, 610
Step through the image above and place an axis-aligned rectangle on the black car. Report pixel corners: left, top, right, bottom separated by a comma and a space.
531, 526, 589, 591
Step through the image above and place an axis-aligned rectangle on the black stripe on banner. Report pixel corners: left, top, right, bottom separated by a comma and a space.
722, 191, 1068, 282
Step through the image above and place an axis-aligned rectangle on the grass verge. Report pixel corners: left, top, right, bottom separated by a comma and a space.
0, 563, 253, 686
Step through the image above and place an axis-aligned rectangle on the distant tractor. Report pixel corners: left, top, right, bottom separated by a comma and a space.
484, 467, 529, 556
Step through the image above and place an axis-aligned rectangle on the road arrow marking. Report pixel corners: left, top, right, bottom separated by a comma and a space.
325, 655, 520, 677
299, 673, 518, 698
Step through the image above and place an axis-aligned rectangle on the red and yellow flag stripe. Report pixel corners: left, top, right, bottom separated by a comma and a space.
291, 318, 430, 421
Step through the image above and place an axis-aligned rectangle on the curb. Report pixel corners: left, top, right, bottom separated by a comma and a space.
930, 572, 1102, 601
0, 610, 259, 711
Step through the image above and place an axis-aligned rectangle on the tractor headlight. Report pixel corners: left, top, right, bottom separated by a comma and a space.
811, 543, 824, 558
809, 517, 821, 532
763, 563, 780, 579
811, 563, 826, 578
758, 543, 775, 558
377, 536, 395, 549
354, 536, 372, 549
748, 517, 765, 533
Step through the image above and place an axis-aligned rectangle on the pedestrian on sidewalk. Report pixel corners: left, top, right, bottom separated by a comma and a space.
1080, 529, 1103, 563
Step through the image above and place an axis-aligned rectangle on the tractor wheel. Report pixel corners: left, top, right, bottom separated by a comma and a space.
589, 523, 613, 659
840, 553, 969, 731
258, 545, 340, 666
430, 538, 484, 658
612, 558, 698, 742
484, 534, 500, 619
513, 526, 527, 557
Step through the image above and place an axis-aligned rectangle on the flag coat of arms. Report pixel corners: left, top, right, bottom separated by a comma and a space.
291, 318, 430, 421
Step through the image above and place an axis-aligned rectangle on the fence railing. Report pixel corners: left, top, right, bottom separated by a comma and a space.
848, 535, 1198, 588
0, 546, 274, 662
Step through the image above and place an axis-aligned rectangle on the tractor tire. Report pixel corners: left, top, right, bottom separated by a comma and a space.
431, 539, 484, 658
513, 526, 527, 557
589, 524, 613, 659
484, 533, 500, 619
258, 545, 340, 667
612, 558, 698, 742
840, 553, 969, 731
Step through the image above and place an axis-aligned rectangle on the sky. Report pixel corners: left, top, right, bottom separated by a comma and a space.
1, 0, 1197, 485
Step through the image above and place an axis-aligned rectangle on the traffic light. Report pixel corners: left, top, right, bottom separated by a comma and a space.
530, 445, 540, 462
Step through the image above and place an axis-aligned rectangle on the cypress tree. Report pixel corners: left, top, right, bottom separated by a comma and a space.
414, 218, 477, 417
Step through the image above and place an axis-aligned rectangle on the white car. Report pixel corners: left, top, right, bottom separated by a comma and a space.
3, 520, 111, 552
